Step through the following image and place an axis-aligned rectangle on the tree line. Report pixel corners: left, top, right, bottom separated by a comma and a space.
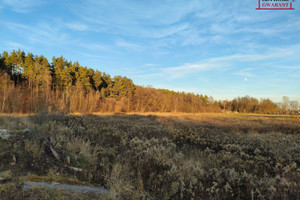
0, 50, 298, 114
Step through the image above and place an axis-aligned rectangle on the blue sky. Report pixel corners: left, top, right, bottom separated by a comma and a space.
0, 0, 299, 102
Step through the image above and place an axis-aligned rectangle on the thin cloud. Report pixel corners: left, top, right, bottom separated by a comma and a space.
274, 65, 300, 70
28, 23, 69, 45
79, 52, 108, 60
1, 0, 46, 13
162, 62, 221, 79
234, 68, 254, 77
2, 21, 70, 46
66, 0, 299, 51
6, 41, 27, 50
70, 0, 201, 39
115, 40, 143, 51
160, 45, 299, 80
73, 0, 201, 26
79, 43, 108, 51
2, 21, 30, 30
143, 24, 190, 39
143, 64, 158, 67
65, 22, 88, 31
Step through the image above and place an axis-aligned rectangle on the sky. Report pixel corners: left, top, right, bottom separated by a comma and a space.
0, 0, 299, 102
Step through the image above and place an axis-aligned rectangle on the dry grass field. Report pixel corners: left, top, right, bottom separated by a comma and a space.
0, 112, 299, 199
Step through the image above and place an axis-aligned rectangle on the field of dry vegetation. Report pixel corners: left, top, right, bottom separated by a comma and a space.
0, 112, 299, 199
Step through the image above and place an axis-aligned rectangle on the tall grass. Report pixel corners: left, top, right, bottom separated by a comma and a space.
0, 113, 299, 199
